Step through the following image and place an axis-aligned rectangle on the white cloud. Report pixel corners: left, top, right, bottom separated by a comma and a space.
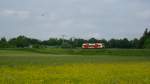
0, 9, 30, 19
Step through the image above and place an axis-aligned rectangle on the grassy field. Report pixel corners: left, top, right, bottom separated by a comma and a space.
0, 48, 150, 84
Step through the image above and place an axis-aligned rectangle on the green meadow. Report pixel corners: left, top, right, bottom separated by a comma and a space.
0, 48, 150, 84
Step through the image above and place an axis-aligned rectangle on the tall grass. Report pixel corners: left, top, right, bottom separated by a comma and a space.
0, 62, 150, 84
0, 49, 150, 84
1, 48, 150, 56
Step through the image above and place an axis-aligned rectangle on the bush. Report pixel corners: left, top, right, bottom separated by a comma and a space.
61, 42, 72, 48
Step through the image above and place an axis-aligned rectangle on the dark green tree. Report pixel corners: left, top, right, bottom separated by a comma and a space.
138, 28, 150, 48
0, 37, 8, 48
100, 39, 108, 48
108, 39, 117, 48
8, 36, 30, 48
139, 28, 148, 48
130, 38, 139, 48
143, 38, 150, 48
122, 38, 130, 48
88, 38, 97, 43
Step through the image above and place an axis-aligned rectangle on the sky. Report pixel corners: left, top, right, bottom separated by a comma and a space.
0, 0, 150, 40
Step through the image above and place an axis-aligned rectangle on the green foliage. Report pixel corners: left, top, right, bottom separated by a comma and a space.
74, 38, 84, 47
1, 28, 150, 49
108, 38, 131, 48
47, 38, 58, 46
88, 38, 98, 43
139, 28, 150, 48
8, 36, 30, 48
32, 44, 40, 48
144, 38, 150, 48
130, 38, 139, 48
100, 39, 108, 48
61, 42, 72, 48
16, 36, 30, 48
0, 37, 8, 48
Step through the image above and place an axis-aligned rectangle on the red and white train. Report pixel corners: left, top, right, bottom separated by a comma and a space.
82, 43, 104, 49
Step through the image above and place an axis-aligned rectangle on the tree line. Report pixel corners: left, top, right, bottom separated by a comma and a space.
0, 28, 150, 49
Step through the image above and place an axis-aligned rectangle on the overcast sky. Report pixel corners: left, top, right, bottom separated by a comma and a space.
0, 0, 150, 40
